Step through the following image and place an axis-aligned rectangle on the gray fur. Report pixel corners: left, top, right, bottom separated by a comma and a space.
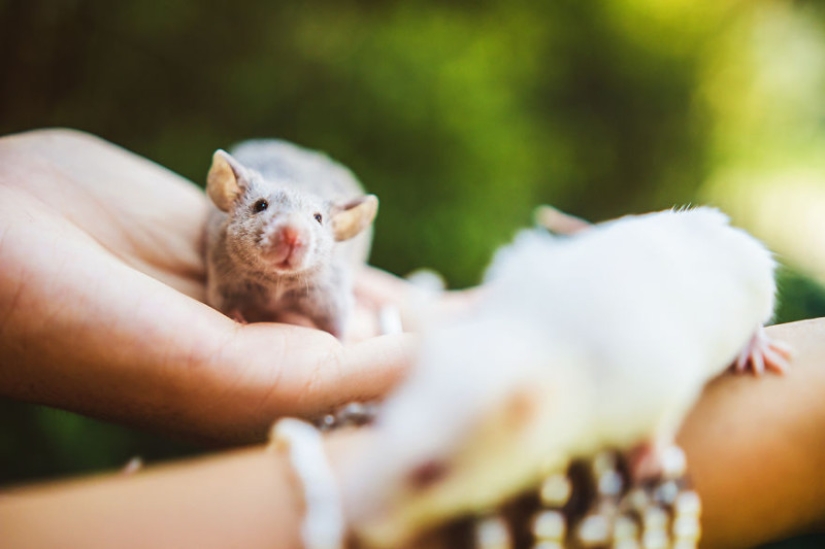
204, 139, 375, 337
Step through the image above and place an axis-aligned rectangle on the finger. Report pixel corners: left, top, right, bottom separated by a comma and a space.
355, 266, 485, 335
201, 324, 417, 444
354, 266, 415, 308
347, 301, 384, 343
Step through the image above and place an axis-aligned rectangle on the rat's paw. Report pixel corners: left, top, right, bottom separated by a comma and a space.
120, 457, 143, 475
228, 309, 248, 324
734, 326, 792, 376
533, 204, 592, 235
627, 442, 687, 485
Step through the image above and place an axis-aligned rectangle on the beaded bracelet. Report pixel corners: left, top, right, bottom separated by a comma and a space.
269, 418, 345, 549
470, 446, 700, 549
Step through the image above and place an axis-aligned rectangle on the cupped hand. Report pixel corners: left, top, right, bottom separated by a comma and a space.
0, 129, 417, 444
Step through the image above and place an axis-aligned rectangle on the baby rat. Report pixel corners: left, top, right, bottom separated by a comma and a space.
204, 139, 378, 338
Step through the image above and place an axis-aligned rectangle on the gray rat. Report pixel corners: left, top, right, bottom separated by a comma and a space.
203, 139, 378, 338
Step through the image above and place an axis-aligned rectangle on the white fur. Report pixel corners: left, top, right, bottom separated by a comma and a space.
345, 207, 777, 547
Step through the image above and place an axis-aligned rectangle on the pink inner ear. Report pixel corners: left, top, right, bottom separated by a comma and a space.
217, 149, 249, 183
334, 196, 368, 212
330, 194, 377, 242
207, 150, 252, 211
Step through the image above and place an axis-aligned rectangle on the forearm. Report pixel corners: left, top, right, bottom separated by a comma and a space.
679, 318, 825, 548
0, 426, 461, 549
0, 430, 368, 549
0, 448, 300, 549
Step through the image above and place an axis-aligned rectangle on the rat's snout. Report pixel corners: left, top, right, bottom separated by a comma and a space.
278, 226, 303, 248
261, 216, 313, 272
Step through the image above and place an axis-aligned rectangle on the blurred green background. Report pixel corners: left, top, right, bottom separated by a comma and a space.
2, 1, 825, 546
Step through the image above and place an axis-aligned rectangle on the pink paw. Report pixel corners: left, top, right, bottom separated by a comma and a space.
121, 457, 143, 475
734, 326, 792, 376
534, 205, 592, 235
627, 441, 686, 483
228, 309, 248, 324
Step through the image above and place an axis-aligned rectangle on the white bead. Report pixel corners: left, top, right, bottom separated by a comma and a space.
673, 515, 701, 540
642, 528, 669, 549
598, 470, 624, 497
642, 506, 668, 530
613, 515, 639, 541
654, 480, 679, 505
540, 474, 572, 507
577, 514, 610, 546
674, 491, 702, 516
626, 488, 650, 511
532, 510, 566, 540
660, 446, 687, 479
475, 516, 511, 549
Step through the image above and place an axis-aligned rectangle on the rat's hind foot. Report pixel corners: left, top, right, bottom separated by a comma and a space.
734, 325, 792, 376
533, 204, 592, 235
228, 309, 248, 324
121, 457, 143, 475
627, 442, 686, 484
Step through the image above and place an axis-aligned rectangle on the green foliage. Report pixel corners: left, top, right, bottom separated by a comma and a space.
0, 0, 716, 285
775, 266, 825, 325
0, 399, 197, 485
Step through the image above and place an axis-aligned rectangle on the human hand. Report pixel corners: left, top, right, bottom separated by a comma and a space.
0, 129, 418, 444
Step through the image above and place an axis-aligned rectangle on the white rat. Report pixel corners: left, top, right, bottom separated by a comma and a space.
343, 207, 789, 547
203, 139, 378, 338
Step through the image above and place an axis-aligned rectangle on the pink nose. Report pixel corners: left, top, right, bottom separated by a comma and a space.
279, 227, 302, 248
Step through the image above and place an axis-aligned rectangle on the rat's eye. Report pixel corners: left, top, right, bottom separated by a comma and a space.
314, 213, 323, 224
253, 199, 269, 213
407, 459, 449, 491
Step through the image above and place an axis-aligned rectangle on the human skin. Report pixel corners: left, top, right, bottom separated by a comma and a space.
1, 320, 824, 549
678, 319, 825, 548
0, 128, 421, 445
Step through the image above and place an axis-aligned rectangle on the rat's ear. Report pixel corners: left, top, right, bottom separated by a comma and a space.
207, 150, 248, 212
331, 194, 379, 242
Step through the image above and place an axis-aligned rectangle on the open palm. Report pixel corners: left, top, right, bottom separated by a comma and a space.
0, 129, 414, 444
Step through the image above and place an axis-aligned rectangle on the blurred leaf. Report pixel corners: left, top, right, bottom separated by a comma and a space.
0, 399, 200, 486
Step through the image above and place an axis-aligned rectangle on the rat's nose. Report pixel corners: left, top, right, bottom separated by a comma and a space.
264, 222, 309, 270
279, 226, 303, 248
